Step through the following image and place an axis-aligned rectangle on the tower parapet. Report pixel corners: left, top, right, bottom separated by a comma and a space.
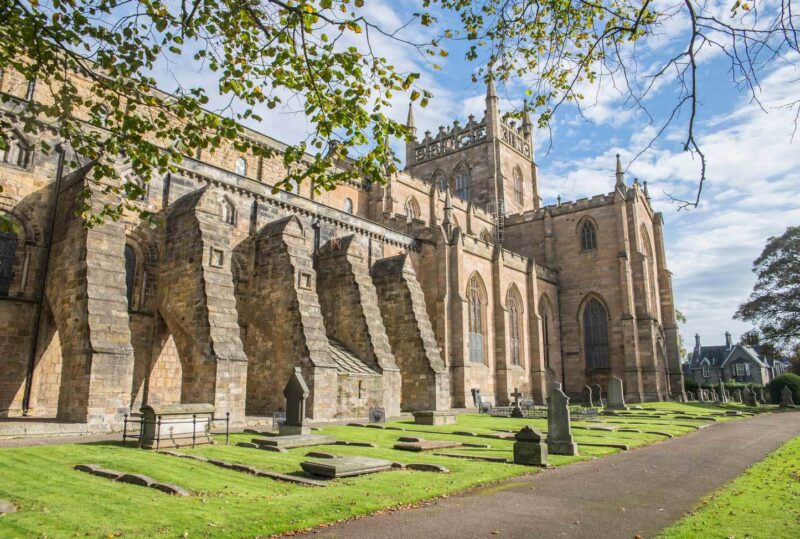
408, 114, 488, 166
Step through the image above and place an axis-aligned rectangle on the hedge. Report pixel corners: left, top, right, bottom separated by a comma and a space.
766, 373, 800, 404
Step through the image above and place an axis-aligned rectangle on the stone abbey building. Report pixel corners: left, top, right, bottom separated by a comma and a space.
0, 72, 685, 428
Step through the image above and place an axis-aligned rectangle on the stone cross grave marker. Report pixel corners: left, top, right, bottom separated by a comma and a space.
780, 386, 796, 408
547, 386, 578, 456
511, 388, 524, 417
591, 383, 605, 407
281, 367, 310, 436
513, 426, 547, 466
581, 385, 593, 408
606, 377, 628, 410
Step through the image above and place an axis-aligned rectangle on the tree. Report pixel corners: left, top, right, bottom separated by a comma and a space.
675, 308, 687, 360
735, 226, 800, 353
1, 1, 798, 224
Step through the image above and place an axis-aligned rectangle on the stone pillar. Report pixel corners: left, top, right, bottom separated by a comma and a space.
158, 187, 248, 425
317, 235, 401, 417
242, 215, 337, 420
45, 167, 135, 425
372, 254, 449, 411
525, 260, 548, 404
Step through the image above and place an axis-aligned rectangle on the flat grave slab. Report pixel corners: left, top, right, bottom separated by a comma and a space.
252, 434, 335, 449
393, 439, 463, 452
301, 456, 393, 478
159, 451, 327, 486
433, 452, 508, 463
0, 500, 17, 515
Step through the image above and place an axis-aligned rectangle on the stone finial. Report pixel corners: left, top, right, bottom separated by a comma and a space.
406, 101, 416, 131
615, 153, 625, 189
643, 180, 651, 201
556, 195, 562, 206
486, 73, 497, 100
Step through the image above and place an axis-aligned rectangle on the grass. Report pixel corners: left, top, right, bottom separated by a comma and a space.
660, 432, 800, 539
0, 402, 757, 538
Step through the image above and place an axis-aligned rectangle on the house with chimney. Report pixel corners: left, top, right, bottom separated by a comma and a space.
686, 332, 787, 387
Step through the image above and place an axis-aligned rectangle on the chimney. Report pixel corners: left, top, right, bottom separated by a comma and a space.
694, 333, 701, 350
725, 331, 732, 350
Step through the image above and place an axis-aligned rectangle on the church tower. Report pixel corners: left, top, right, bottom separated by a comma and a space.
404, 79, 540, 228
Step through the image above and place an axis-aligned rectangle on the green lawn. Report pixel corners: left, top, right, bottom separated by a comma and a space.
0, 403, 754, 538
660, 433, 800, 539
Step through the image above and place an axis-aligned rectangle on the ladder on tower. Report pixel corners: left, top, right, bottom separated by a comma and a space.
496, 199, 505, 244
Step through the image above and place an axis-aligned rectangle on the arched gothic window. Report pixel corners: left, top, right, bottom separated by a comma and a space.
0, 227, 17, 296
507, 287, 523, 366
343, 198, 354, 214
467, 274, 487, 363
432, 170, 447, 191
235, 157, 247, 176
580, 220, 597, 251
513, 167, 524, 205
124, 245, 136, 310
221, 198, 236, 225
583, 298, 609, 369
540, 298, 553, 369
405, 197, 420, 221
454, 164, 471, 201
1, 130, 31, 168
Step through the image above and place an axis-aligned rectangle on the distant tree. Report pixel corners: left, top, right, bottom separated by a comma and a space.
675, 308, 687, 360
736, 226, 800, 353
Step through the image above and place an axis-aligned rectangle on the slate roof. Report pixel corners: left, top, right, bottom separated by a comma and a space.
328, 340, 380, 375
688, 345, 730, 368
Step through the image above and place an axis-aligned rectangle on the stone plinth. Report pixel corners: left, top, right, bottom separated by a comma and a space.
513, 426, 547, 466
412, 410, 457, 425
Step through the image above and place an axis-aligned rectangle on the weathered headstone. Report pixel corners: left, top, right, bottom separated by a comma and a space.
545, 367, 557, 398
743, 387, 758, 406
547, 386, 579, 456
758, 388, 767, 404
281, 367, 310, 436
733, 389, 743, 404
511, 388, 524, 418
471, 388, 482, 409
718, 381, 727, 403
513, 426, 547, 466
711, 389, 719, 402
591, 383, 605, 407
686, 391, 694, 401
780, 386, 796, 408
581, 385, 593, 408
606, 377, 628, 410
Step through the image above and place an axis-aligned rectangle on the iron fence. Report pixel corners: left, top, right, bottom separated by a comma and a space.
122, 411, 230, 450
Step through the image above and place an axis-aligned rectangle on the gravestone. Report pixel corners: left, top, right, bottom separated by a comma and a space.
368, 407, 386, 423
272, 411, 286, 431
758, 388, 767, 404
513, 426, 547, 466
0, 500, 16, 515
471, 388, 482, 409
393, 438, 462, 452
591, 383, 605, 407
688, 391, 695, 401
718, 381, 727, 403
139, 403, 215, 449
252, 433, 336, 450
301, 456, 393, 478
697, 389, 706, 402
281, 367, 310, 436
733, 389, 743, 404
780, 386, 796, 408
711, 389, 719, 402
606, 377, 628, 410
581, 385, 593, 408
743, 387, 757, 406
510, 388, 524, 418
547, 386, 578, 456
545, 367, 557, 397
412, 410, 457, 425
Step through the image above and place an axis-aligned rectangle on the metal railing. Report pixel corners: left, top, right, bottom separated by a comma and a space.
122, 411, 230, 450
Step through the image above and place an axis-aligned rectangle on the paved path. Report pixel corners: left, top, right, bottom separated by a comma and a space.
298, 411, 800, 539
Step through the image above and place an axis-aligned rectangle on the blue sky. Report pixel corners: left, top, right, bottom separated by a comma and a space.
153, 0, 800, 354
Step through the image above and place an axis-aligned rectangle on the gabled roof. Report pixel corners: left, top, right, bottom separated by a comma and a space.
720, 345, 766, 369
689, 345, 729, 368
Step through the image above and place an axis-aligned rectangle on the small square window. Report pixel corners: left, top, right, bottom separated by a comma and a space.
209, 247, 224, 268
298, 271, 312, 290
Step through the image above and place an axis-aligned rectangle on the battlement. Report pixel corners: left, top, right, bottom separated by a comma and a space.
408, 114, 488, 165
499, 119, 532, 159
505, 191, 617, 226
